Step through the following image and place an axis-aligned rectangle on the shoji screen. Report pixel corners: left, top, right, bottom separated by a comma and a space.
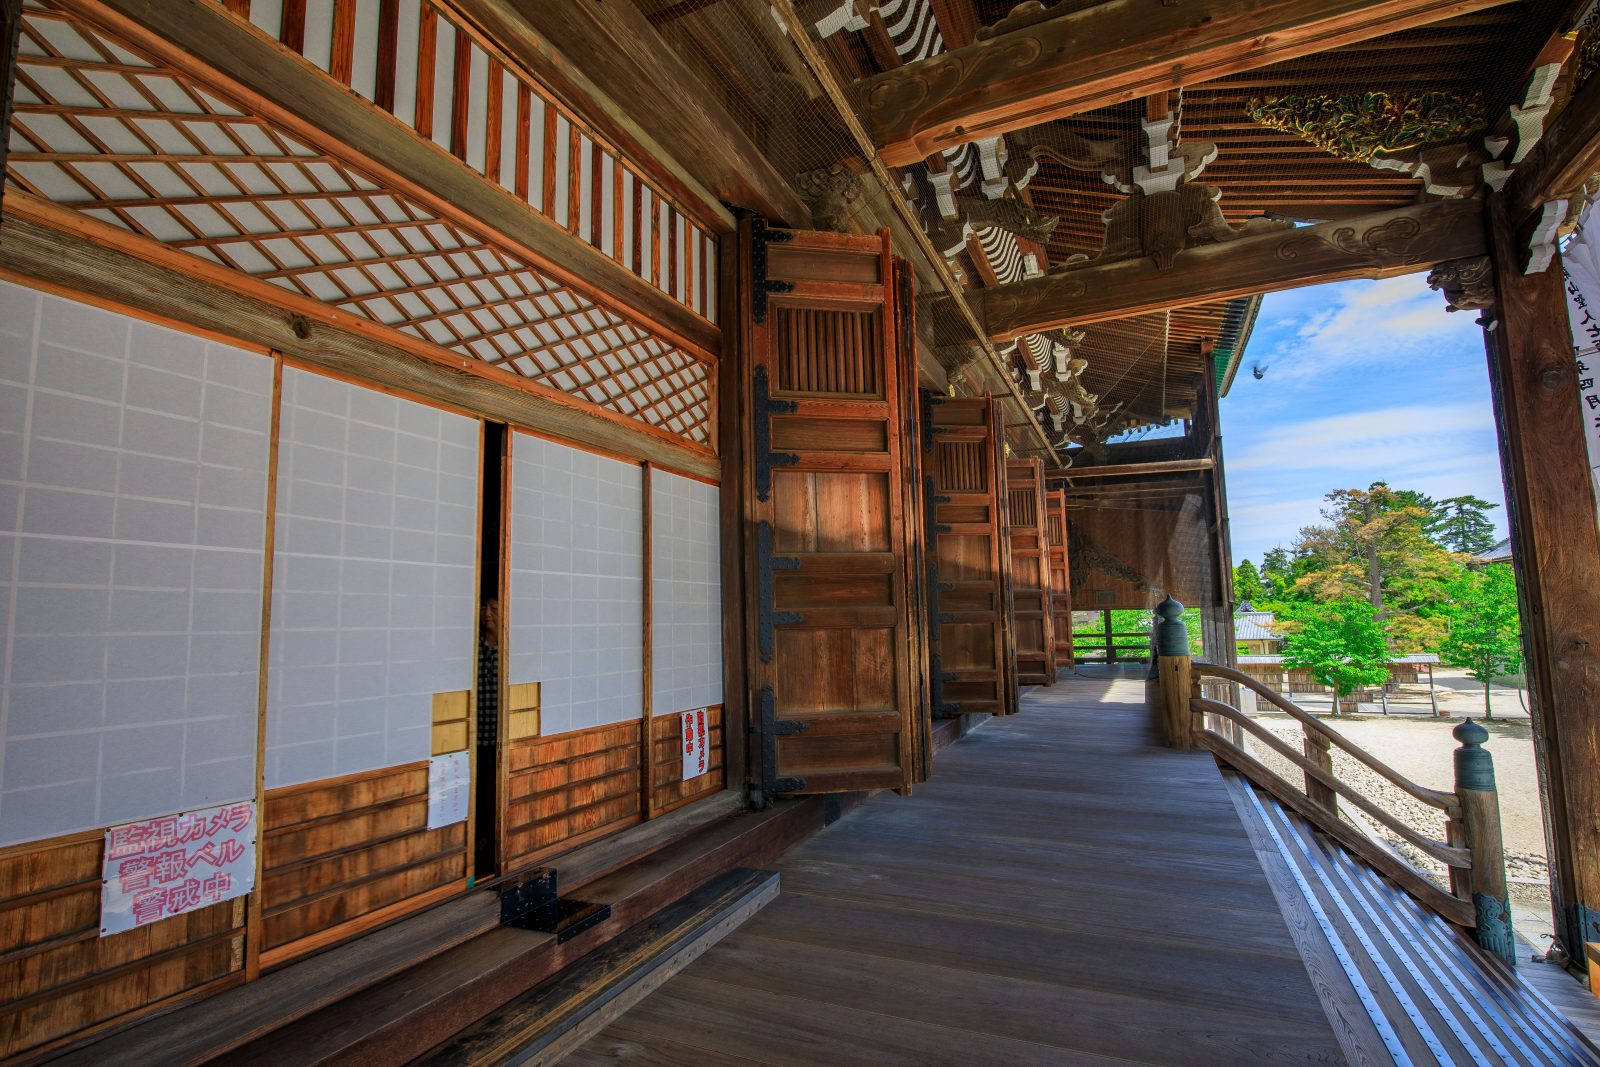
650, 471, 722, 716
265, 367, 479, 788
0, 282, 273, 846
506, 435, 644, 736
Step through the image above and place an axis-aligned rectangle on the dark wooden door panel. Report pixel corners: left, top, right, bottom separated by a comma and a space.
1047, 488, 1074, 668
1008, 458, 1056, 686
743, 225, 926, 797
924, 397, 1017, 716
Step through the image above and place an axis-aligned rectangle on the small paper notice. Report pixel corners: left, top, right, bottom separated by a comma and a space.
100, 801, 257, 937
681, 708, 709, 781
427, 750, 471, 830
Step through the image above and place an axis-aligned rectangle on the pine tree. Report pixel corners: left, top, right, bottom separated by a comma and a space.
1432, 495, 1499, 555
1290, 483, 1463, 650
1234, 559, 1266, 603
1260, 546, 1296, 599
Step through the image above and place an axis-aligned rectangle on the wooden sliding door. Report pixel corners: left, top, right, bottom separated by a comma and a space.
1007, 458, 1056, 686
924, 396, 1017, 716
1046, 488, 1074, 670
741, 224, 926, 797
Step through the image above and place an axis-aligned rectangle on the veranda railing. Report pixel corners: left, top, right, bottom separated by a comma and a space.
1148, 597, 1514, 964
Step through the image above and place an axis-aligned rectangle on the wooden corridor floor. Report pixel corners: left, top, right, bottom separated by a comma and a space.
564, 670, 1349, 1066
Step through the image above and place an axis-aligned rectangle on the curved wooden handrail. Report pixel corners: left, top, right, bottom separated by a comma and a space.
1193, 698, 1468, 869
1194, 728, 1475, 928
1194, 662, 1458, 813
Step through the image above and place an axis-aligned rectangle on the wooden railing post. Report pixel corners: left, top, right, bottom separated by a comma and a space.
1154, 596, 1192, 749
1304, 727, 1336, 815
1455, 719, 1515, 965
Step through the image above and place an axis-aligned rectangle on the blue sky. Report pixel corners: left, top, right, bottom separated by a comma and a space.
1220, 274, 1509, 566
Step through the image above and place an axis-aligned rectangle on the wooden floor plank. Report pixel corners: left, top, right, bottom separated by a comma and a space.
677, 933, 1348, 1066
567, 669, 1347, 1066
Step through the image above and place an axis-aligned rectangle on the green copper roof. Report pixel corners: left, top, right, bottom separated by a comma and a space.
1214, 294, 1264, 397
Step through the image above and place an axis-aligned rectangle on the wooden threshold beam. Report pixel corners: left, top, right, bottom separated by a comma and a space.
1051, 457, 1214, 480
63, 0, 719, 361
853, 0, 1519, 167
973, 199, 1486, 340
444, 0, 809, 228
0, 195, 719, 479
1507, 69, 1600, 224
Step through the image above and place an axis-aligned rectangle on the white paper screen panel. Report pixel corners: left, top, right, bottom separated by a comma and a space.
266, 367, 478, 788
650, 473, 722, 716
0, 281, 273, 847
507, 434, 643, 737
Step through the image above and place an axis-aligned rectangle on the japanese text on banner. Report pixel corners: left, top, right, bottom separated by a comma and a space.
100, 801, 256, 937
681, 708, 709, 781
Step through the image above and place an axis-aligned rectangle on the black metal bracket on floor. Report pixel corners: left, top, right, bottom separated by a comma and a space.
751, 685, 807, 801
756, 521, 803, 662
499, 868, 613, 944
753, 366, 797, 503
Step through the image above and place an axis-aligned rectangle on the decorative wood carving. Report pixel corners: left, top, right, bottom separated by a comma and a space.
971, 199, 1488, 339
849, 0, 1516, 166
1426, 255, 1496, 313
794, 163, 865, 233
1506, 70, 1600, 228
1069, 525, 1156, 595
1244, 91, 1485, 163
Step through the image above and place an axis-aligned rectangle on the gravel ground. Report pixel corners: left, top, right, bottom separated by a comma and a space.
1244, 711, 1554, 940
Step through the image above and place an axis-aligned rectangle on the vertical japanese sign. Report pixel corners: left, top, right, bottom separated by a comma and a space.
681, 708, 709, 781
1563, 191, 1600, 504
427, 750, 470, 830
100, 801, 256, 937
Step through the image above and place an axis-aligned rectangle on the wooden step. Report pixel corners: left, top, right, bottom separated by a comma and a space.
40, 791, 743, 1067
420, 868, 779, 1067
1224, 770, 1600, 1066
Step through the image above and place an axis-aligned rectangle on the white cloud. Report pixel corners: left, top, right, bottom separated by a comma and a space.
1255, 276, 1482, 382
1227, 402, 1495, 473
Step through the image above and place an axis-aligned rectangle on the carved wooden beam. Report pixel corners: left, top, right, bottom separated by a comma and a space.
64, 0, 719, 360
1505, 70, 1600, 225
972, 199, 1486, 340
853, 0, 1520, 167
450, 0, 810, 228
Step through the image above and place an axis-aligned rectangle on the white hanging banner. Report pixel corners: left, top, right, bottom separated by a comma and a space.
1561, 190, 1600, 503
100, 801, 257, 937
427, 750, 471, 830
681, 708, 709, 781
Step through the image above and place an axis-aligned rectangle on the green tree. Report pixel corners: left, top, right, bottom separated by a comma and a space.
1234, 559, 1266, 604
1432, 495, 1499, 555
1291, 483, 1466, 651
1260, 546, 1298, 600
1439, 565, 1523, 720
1281, 598, 1391, 714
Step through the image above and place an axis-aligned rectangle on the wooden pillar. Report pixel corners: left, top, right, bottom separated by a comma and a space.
1455, 720, 1514, 965
1, 0, 21, 227
1483, 194, 1600, 961
719, 212, 751, 803
1304, 729, 1336, 814
1154, 597, 1192, 748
